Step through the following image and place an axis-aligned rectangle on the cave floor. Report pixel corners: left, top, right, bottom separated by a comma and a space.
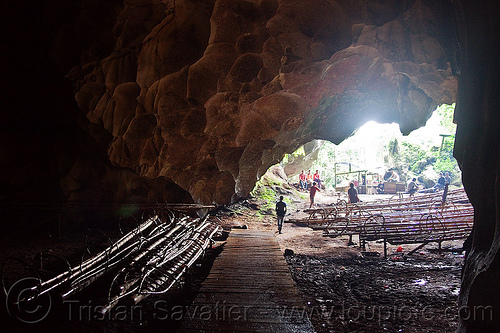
0, 189, 464, 332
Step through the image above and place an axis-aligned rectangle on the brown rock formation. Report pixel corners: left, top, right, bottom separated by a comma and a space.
62, 0, 458, 206
451, 1, 500, 331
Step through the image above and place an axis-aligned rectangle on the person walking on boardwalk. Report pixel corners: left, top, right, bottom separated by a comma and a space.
275, 196, 287, 234
309, 182, 320, 208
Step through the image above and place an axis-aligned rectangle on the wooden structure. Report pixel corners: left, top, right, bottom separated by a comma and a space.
292, 188, 473, 257
382, 181, 407, 194
177, 229, 315, 332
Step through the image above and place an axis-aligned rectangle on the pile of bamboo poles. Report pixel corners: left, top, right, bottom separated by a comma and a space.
102, 215, 219, 313
304, 188, 470, 225
2, 210, 221, 312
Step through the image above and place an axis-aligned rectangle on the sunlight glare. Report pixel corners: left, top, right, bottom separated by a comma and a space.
338, 110, 451, 171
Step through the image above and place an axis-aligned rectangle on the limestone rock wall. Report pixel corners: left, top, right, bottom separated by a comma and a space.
452, 1, 500, 331
282, 140, 323, 177
1, 0, 458, 215
67, 0, 457, 205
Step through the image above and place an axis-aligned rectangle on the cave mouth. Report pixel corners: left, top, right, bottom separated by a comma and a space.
279, 103, 461, 193
244, 103, 468, 332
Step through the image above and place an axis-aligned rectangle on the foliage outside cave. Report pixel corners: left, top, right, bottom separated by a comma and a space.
283, 104, 461, 189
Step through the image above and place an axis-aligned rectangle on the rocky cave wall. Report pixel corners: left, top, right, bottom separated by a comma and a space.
451, 1, 500, 331
16, 0, 457, 207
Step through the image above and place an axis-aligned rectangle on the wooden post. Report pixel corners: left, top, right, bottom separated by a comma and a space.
384, 238, 387, 258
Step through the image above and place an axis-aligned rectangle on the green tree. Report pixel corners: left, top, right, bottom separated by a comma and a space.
432, 104, 460, 178
400, 141, 428, 173
385, 138, 401, 167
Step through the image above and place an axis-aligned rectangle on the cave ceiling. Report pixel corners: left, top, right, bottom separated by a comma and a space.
2, 0, 458, 207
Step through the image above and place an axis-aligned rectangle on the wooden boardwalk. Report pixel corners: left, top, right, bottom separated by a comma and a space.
177, 229, 315, 332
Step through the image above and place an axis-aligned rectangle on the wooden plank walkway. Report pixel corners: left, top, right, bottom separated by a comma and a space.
177, 229, 315, 332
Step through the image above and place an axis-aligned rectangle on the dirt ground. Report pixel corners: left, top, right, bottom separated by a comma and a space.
0, 188, 466, 332
218, 189, 465, 333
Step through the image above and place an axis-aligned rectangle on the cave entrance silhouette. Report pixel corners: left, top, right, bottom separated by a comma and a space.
283, 103, 460, 193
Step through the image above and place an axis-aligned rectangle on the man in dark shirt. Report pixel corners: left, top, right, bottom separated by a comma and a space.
407, 178, 418, 196
432, 172, 446, 192
348, 183, 359, 204
275, 196, 287, 234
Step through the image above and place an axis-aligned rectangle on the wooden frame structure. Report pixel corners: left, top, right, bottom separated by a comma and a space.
294, 188, 473, 258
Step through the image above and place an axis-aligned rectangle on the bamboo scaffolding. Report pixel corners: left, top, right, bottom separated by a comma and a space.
2, 209, 222, 311
296, 188, 473, 256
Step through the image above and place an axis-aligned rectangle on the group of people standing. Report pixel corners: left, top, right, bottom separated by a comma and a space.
275, 170, 323, 234
275, 180, 321, 234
